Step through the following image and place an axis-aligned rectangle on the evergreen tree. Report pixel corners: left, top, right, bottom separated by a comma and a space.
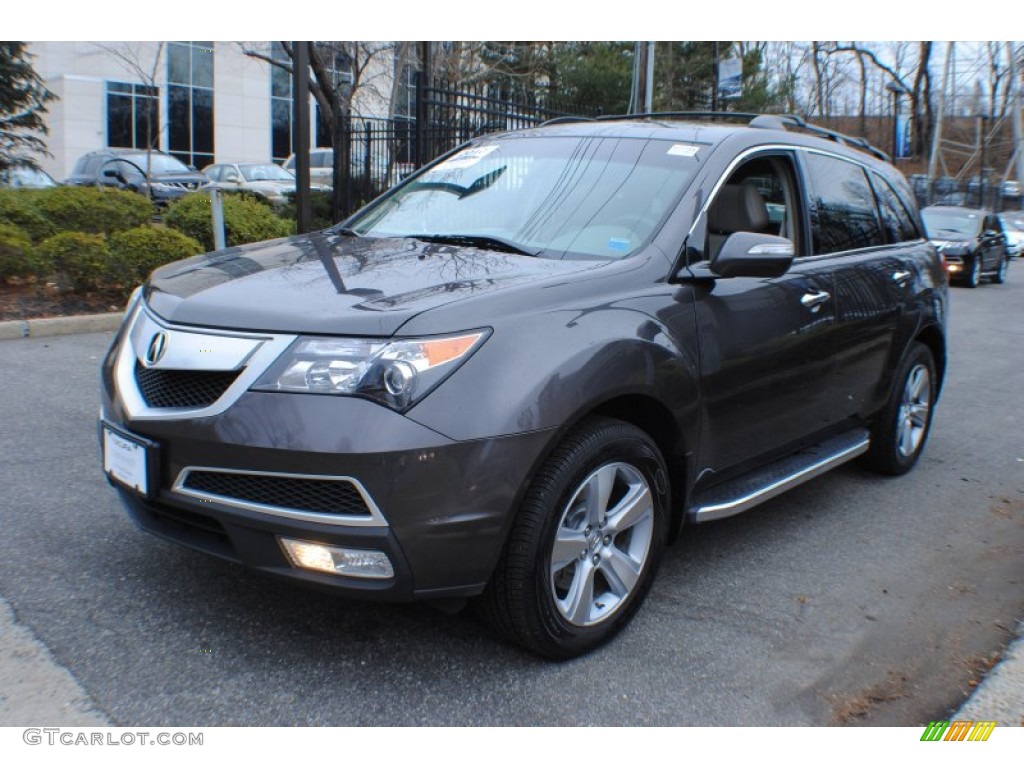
0, 42, 56, 173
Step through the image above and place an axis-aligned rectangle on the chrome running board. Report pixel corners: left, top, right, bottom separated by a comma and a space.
688, 429, 870, 524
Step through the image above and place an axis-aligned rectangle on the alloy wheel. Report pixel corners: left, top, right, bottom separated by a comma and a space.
896, 364, 931, 458
549, 462, 654, 627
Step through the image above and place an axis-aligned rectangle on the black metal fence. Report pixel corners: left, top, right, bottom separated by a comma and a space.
330, 78, 599, 218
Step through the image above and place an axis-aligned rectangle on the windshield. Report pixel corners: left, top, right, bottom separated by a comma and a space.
922, 210, 982, 239
999, 215, 1024, 233
124, 153, 192, 174
348, 136, 704, 259
240, 164, 294, 182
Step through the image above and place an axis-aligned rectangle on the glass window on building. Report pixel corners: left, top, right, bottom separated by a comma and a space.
106, 82, 159, 150
270, 42, 293, 164
167, 41, 215, 169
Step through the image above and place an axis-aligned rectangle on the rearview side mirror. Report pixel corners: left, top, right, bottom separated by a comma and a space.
711, 232, 794, 278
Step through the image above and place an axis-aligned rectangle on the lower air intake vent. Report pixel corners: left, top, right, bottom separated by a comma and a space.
180, 470, 375, 518
135, 362, 239, 409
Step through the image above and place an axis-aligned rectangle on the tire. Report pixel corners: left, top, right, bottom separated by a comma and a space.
965, 255, 982, 288
477, 417, 670, 659
861, 343, 937, 476
993, 255, 1008, 284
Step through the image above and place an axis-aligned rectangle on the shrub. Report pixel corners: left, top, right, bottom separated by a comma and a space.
109, 226, 202, 287
0, 189, 55, 242
278, 190, 333, 231
164, 192, 292, 251
36, 232, 111, 293
33, 186, 154, 236
0, 222, 48, 280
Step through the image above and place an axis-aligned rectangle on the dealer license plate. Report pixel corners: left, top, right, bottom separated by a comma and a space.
102, 425, 150, 496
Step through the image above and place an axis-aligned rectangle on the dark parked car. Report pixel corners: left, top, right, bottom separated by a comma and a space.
100, 114, 947, 658
66, 149, 208, 205
921, 205, 1009, 287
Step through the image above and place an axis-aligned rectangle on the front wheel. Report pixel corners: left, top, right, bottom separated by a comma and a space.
993, 255, 1008, 284
965, 255, 982, 288
861, 343, 937, 476
478, 417, 670, 659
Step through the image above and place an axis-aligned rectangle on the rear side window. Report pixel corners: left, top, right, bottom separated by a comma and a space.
84, 155, 108, 176
804, 153, 884, 254
871, 173, 920, 243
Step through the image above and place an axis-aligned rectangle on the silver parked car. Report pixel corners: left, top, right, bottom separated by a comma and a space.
202, 162, 325, 206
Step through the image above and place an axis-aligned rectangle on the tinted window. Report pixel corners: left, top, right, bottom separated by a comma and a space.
805, 153, 884, 254
871, 173, 920, 243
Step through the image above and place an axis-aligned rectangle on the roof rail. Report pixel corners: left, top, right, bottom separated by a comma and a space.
539, 115, 595, 126
763, 114, 891, 163
539, 110, 891, 163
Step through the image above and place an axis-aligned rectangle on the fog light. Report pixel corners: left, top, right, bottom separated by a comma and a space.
279, 538, 394, 579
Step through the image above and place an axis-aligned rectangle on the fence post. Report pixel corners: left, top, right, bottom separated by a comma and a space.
415, 41, 432, 168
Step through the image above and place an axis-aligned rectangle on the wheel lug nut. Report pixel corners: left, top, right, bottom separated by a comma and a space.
592, 555, 600, 565
603, 535, 611, 546
584, 526, 592, 535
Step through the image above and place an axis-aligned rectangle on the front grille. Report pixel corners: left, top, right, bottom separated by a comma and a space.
181, 471, 374, 518
135, 362, 239, 409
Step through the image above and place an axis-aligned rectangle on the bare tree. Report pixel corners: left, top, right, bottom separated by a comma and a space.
827, 42, 934, 159
90, 42, 165, 195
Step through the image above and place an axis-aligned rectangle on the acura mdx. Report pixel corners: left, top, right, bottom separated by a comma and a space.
100, 114, 947, 658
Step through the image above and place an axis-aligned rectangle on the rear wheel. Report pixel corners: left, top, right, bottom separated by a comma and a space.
478, 417, 669, 659
862, 343, 936, 476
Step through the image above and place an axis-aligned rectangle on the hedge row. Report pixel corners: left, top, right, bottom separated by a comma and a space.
0, 186, 299, 295
0, 225, 202, 294
0, 186, 154, 240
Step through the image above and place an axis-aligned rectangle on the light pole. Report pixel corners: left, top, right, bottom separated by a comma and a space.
976, 111, 989, 209
886, 80, 910, 162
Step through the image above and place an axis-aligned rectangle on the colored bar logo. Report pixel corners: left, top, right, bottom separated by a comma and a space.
920, 721, 996, 741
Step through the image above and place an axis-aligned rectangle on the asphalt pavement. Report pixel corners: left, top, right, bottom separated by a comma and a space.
0, 268, 1021, 727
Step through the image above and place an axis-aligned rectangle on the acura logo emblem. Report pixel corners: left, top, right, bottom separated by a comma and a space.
146, 332, 167, 366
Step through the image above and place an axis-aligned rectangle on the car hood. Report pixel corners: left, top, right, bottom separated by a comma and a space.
144, 231, 605, 336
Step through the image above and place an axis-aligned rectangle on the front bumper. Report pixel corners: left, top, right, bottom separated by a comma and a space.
101, 307, 553, 600
101, 391, 552, 600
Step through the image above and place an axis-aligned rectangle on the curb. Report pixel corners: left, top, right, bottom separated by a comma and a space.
953, 621, 1024, 725
0, 312, 123, 341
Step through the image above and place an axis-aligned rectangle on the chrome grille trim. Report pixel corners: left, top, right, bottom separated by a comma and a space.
172, 467, 388, 527
114, 302, 297, 421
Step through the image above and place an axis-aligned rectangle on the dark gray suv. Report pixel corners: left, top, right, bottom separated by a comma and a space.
100, 114, 947, 658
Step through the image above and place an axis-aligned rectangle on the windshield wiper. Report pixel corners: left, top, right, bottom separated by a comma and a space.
410, 234, 540, 257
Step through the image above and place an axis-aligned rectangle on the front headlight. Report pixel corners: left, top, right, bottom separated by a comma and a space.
251, 330, 489, 410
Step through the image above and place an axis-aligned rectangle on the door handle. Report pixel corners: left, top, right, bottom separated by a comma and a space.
800, 290, 831, 311
892, 270, 912, 285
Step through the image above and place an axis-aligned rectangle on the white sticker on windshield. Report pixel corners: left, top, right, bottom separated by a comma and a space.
667, 143, 700, 157
434, 145, 499, 172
